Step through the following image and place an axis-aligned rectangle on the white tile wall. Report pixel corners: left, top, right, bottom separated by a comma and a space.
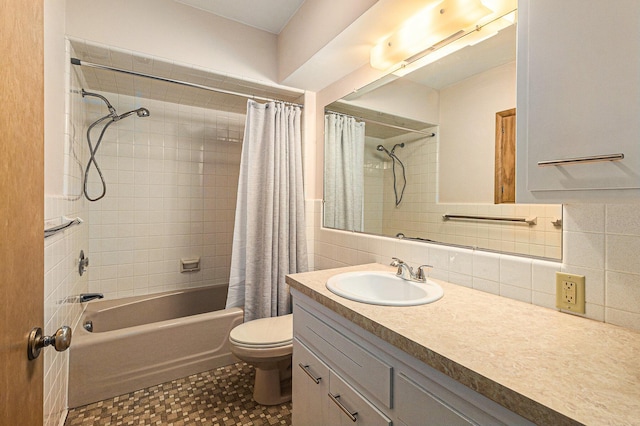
44, 196, 88, 426
43, 41, 90, 426
84, 92, 244, 298
311, 199, 640, 331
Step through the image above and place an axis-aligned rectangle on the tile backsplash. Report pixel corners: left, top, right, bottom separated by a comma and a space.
310, 199, 640, 331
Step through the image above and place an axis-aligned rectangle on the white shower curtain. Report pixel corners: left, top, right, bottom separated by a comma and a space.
324, 113, 365, 231
226, 100, 308, 322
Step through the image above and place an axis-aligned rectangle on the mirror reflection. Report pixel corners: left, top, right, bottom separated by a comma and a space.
323, 22, 563, 260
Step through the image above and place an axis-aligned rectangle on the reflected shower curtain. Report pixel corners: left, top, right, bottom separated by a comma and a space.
226, 100, 308, 322
324, 113, 365, 231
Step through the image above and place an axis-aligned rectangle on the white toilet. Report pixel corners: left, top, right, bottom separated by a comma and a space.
229, 313, 293, 405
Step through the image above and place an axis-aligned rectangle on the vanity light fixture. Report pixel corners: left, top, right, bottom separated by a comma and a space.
370, 0, 516, 73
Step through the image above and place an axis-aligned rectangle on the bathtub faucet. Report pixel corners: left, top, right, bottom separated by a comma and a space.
79, 293, 104, 303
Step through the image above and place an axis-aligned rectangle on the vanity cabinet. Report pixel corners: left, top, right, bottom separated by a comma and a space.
291, 289, 533, 426
516, 0, 640, 202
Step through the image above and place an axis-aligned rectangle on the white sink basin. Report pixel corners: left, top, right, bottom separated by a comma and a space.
326, 271, 444, 306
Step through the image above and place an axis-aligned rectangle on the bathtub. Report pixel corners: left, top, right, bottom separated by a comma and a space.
68, 285, 243, 408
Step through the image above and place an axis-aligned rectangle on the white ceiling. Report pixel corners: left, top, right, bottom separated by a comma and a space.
174, 0, 306, 34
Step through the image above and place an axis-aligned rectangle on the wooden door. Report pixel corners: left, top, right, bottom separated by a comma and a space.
494, 108, 516, 204
0, 0, 45, 425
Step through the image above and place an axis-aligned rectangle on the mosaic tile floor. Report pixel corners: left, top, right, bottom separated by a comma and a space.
65, 362, 292, 426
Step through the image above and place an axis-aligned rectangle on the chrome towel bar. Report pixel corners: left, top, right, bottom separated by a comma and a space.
537, 153, 624, 167
44, 217, 83, 239
443, 214, 537, 225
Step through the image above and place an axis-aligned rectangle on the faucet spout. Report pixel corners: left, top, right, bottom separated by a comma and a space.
390, 258, 428, 282
79, 293, 104, 303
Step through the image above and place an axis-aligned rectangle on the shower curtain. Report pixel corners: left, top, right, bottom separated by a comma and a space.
226, 100, 308, 321
323, 113, 365, 231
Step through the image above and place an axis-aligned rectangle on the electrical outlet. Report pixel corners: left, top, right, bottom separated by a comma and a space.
556, 272, 585, 314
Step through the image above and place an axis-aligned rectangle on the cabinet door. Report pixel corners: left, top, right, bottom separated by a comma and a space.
328, 372, 392, 426
517, 0, 640, 201
292, 338, 330, 426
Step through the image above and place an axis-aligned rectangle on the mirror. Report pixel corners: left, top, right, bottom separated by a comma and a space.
323, 22, 563, 260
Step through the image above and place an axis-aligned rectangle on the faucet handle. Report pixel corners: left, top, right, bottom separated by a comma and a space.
390, 257, 404, 267
415, 264, 433, 281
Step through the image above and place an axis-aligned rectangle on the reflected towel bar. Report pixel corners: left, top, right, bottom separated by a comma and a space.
442, 214, 537, 225
537, 153, 624, 167
44, 217, 83, 239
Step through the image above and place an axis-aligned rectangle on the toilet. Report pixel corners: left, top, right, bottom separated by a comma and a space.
229, 313, 293, 405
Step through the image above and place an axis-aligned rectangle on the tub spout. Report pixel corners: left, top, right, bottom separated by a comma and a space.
79, 293, 104, 303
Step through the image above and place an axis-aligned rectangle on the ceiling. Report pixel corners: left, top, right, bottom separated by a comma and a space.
174, 0, 306, 34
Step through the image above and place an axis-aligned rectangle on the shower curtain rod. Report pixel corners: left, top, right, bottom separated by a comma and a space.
70, 58, 304, 108
325, 109, 436, 137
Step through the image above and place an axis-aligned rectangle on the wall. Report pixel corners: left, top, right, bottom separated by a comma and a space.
439, 61, 516, 203
312, 42, 640, 333
65, 0, 278, 83
310, 200, 640, 331
363, 136, 385, 234
42, 39, 90, 426
85, 92, 243, 298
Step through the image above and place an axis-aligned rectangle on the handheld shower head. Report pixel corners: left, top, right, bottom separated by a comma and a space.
376, 144, 390, 155
115, 107, 150, 121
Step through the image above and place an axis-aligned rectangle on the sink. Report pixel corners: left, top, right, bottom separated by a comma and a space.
326, 271, 444, 306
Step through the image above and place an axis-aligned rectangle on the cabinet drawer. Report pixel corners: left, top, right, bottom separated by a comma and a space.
396, 372, 533, 426
329, 372, 392, 426
292, 338, 330, 426
294, 303, 392, 408
396, 373, 472, 426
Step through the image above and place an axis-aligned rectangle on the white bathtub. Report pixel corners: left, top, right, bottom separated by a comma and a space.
68, 285, 243, 408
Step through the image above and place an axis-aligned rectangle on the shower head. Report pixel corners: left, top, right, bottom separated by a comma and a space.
391, 142, 405, 154
115, 107, 150, 121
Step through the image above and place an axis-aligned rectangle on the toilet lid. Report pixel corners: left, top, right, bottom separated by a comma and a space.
230, 314, 293, 348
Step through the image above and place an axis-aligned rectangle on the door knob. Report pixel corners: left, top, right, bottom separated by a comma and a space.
28, 326, 72, 360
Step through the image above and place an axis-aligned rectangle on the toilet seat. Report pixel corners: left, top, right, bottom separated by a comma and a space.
229, 313, 293, 349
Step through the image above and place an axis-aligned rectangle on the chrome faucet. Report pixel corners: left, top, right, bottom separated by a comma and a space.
390, 258, 433, 283
79, 293, 104, 303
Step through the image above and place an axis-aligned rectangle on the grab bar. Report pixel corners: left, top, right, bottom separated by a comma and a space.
443, 214, 537, 225
44, 217, 83, 239
537, 153, 624, 167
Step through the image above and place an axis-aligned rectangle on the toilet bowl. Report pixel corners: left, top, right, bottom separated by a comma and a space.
229, 313, 293, 405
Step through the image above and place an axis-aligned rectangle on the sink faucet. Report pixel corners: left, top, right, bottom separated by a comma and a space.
390, 258, 432, 283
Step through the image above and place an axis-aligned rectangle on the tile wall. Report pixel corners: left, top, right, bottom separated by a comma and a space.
84, 92, 244, 298
43, 42, 89, 426
310, 199, 640, 331
370, 130, 562, 259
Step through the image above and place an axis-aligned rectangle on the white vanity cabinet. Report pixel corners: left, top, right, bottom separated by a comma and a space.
516, 0, 640, 202
291, 290, 533, 426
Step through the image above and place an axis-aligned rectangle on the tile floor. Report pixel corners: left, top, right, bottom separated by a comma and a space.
64, 362, 292, 426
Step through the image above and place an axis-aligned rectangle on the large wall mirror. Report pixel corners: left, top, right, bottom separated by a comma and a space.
323, 19, 563, 260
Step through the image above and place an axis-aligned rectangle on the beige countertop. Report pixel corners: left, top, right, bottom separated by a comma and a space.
286, 263, 640, 426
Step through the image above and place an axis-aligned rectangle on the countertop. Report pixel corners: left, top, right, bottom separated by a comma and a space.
286, 263, 640, 426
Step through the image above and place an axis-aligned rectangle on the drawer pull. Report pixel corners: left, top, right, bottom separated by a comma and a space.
328, 393, 358, 422
537, 153, 624, 167
298, 363, 322, 384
